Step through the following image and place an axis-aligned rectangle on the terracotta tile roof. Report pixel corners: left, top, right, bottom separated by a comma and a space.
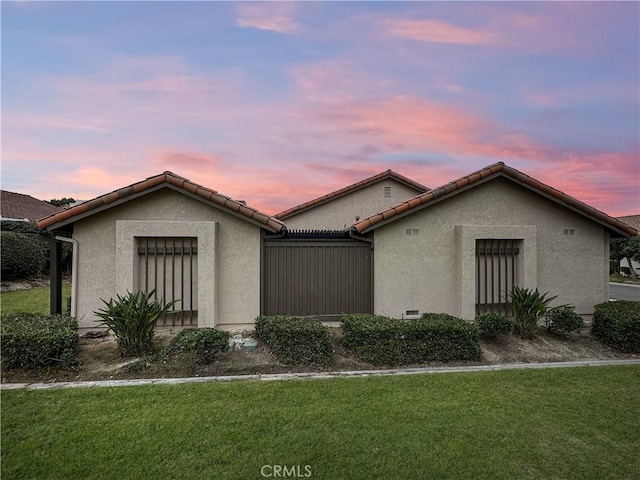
617, 215, 640, 235
275, 169, 429, 220
1, 190, 62, 222
37, 172, 285, 233
353, 162, 638, 237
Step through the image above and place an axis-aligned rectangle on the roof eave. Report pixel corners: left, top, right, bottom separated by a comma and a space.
356, 170, 638, 238
276, 170, 428, 220
38, 181, 285, 234
357, 174, 498, 234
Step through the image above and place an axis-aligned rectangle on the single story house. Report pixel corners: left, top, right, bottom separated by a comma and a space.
275, 169, 428, 230
37, 162, 637, 331
1, 190, 62, 222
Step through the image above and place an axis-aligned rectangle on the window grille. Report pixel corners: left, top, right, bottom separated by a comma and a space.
137, 237, 198, 326
476, 239, 520, 316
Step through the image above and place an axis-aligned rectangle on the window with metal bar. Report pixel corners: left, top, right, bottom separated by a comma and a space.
475, 239, 520, 316
137, 237, 198, 327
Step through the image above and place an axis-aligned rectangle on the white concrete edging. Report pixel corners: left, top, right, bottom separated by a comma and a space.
2, 359, 639, 390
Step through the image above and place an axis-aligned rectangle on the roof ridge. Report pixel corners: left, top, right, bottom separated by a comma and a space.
353, 162, 637, 237
275, 169, 429, 220
2, 190, 44, 198
37, 172, 285, 233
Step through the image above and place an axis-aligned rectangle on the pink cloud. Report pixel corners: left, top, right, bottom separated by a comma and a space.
3, 46, 636, 218
149, 151, 221, 173
236, 3, 299, 33
515, 151, 640, 217
301, 94, 553, 163
386, 19, 500, 45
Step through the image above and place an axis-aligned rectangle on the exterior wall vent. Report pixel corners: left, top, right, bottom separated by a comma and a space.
563, 229, 575, 235
384, 186, 392, 198
405, 309, 420, 316
405, 228, 420, 235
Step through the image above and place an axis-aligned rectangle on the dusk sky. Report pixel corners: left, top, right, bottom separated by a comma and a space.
2, 1, 639, 216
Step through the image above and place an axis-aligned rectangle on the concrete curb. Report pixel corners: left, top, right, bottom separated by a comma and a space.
2, 358, 639, 391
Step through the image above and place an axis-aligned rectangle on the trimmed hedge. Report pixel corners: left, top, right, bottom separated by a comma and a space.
475, 313, 513, 337
0, 222, 73, 277
0, 313, 78, 369
254, 316, 334, 365
342, 313, 481, 366
1, 231, 47, 279
544, 307, 584, 334
165, 328, 231, 363
592, 301, 640, 353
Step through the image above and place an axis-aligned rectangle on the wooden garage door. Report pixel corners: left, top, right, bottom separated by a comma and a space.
262, 239, 373, 319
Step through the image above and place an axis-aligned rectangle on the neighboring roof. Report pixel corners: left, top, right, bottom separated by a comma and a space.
617, 215, 640, 235
1, 190, 62, 222
353, 162, 638, 238
275, 169, 429, 220
37, 171, 285, 233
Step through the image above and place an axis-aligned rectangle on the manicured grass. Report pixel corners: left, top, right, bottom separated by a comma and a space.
0, 283, 71, 315
2, 366, 639, 479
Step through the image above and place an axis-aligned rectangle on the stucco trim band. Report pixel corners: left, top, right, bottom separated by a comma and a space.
455, 225, 537, 320
115, 221, 218, 327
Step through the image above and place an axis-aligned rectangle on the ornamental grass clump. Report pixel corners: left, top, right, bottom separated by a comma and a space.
508, 286, 564, 339
94, 290, 176, 357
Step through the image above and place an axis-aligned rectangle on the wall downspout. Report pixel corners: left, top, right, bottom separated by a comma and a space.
55, 236, 78, 318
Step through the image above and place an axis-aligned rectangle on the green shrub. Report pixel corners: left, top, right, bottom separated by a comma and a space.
165, 328, 231, 363
1, 223, 73, 275
341, 313, 481, 366
94, 290, 176, 357
0, 231, 47, 278
592, 301, 640, 353
475, 313, 513, 337
544, 307, 584, 334
0, 313, 78, 369
254, 316, 334, 365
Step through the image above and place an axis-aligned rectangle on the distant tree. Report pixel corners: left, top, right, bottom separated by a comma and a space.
49, 197, 76, 207
611, 237, 640, 279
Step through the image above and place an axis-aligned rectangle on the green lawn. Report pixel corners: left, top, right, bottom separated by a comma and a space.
0, 283, 71, 315
2, 365, 639, 479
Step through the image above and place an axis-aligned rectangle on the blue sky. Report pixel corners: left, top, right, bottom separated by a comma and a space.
2, 1, 638, 216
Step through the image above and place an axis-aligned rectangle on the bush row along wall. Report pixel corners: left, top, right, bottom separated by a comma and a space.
341, 313, 482, 366
255, 316, 334, 365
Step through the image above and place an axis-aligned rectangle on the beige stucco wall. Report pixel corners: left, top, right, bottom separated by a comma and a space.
284, 179, 423, 230
373, 177, 609, 319
72, 188, 262, 330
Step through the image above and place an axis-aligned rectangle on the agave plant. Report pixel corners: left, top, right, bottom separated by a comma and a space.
507, 286, 562, 338
94, 290, 177, 357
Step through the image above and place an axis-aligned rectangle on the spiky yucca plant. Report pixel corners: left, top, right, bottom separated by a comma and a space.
94, 290, 176, 357
508, 286, 560, 338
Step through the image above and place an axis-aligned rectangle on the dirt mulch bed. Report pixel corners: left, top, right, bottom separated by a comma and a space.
2, 326, 638, 385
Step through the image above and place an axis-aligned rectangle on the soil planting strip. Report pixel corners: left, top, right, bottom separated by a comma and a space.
2, 359, 639, 391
